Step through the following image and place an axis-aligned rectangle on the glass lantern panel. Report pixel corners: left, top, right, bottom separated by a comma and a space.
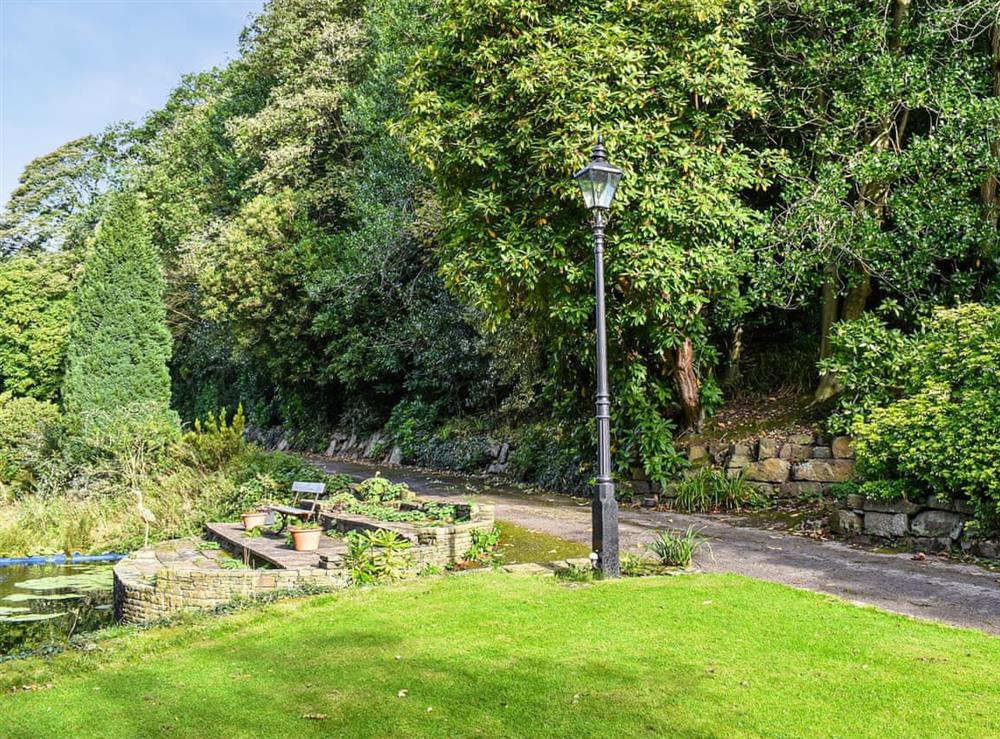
595, 170, 622, 209
575, 171, 599, 209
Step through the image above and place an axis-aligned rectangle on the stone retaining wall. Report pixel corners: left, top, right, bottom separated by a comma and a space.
830, 494, 998, 558
114, 548, 348, 624
630, 432, 857, 505
305, 425, 861, 506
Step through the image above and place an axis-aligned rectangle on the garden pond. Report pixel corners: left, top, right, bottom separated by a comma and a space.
0, 560, 118, 656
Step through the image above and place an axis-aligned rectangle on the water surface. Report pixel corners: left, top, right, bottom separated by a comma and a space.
0, 561, 115, 656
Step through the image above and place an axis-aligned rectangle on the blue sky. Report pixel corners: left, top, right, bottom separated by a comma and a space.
1, 0, 264, 206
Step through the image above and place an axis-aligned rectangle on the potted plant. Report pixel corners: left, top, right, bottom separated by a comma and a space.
241, 510, 267, 530
289, 518, 323, 552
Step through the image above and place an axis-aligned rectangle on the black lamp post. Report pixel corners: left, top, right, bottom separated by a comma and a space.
573, 136, 623, 578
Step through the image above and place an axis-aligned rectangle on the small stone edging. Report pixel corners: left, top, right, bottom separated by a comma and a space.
831, 494, 998, 558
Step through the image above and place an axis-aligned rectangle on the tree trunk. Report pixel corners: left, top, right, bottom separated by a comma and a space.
814, 263, 842, 402
723, 324, 744, 390
675, 338, 703, 431
982, 17, 1000, 229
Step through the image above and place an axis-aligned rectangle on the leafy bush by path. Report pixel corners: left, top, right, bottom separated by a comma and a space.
823, 305, 1000, 529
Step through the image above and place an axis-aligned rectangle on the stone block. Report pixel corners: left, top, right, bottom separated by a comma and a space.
325, 439, 338, 457
780, 482, 825, 499
727, 454, 751, 469
830, 509, 864, 535
730, 442, 752, 457
924, 496, 955, 512
831, 436, 854, 459
778, 444, 812, 462
708, 441, 729, 459
688, 444, 710, 466
975, 540, 999, 559
811, 446, 832, 459
498, 443, 510, 464
863, 498, 922, 515
743, 458, 791, 483
911, 510, 965, 540
789, 433, 814, 445
745, 482, 779, 497
757, 438, 780, 460
845, 493, 866, 510
954, 498, 975, 516
363, 432, 382, 457
630, 480, 650, 496
792, 459, 855, 483
864, 512, 909, 538
388, 446, 402, 465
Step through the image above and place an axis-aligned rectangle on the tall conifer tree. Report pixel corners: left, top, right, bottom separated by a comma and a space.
62, 191, 178, 445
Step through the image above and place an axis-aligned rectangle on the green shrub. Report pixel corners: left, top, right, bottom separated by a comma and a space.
464, 525, 501, 563
383, 399, 439, 463
343, 529, 414, 585
0, 394, 61, 486
506, 423, 592, 495
355, 474, 411, 503
177, 406, 247, 470
0, 251, 76, 401
824, 305, 1000, 530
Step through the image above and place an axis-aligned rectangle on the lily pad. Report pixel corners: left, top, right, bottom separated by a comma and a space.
0, 612, 65, 623
13, 572, 113, 593
3, 592, 83, 602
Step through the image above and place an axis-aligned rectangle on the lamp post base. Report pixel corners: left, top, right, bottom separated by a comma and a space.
592, 481, 620, 578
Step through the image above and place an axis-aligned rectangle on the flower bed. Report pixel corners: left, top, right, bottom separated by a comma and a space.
316, 476, 493, 570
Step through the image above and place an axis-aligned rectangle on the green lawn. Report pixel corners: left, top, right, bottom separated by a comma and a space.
1, 573, 997, 738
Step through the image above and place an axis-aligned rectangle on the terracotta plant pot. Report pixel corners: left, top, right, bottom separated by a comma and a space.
241, 511, 267, 530
290, 527, 322, 552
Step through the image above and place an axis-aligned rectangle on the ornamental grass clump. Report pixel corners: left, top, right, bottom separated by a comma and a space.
646, 527, 709, 569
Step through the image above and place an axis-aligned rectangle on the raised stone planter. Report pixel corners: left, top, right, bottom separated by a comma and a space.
113, 539, 347, 624
318, 502, 495, 571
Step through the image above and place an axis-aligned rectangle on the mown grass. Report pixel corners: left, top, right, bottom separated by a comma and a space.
1, 573, 997, 738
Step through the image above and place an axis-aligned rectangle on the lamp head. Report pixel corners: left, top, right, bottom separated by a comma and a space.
573, 135, 623, 211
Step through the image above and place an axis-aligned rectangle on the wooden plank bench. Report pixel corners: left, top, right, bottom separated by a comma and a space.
263, 481, 327, 532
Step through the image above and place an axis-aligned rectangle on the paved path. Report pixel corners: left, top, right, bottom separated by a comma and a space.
308, 456, 1000, 635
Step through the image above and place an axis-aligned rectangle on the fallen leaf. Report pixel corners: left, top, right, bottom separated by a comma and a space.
398, 689, 408, 698
301, 714, 328, 721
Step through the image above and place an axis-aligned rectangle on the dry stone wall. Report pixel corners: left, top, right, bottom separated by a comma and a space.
831, 494, 997, 557
630, 432, 856, 505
